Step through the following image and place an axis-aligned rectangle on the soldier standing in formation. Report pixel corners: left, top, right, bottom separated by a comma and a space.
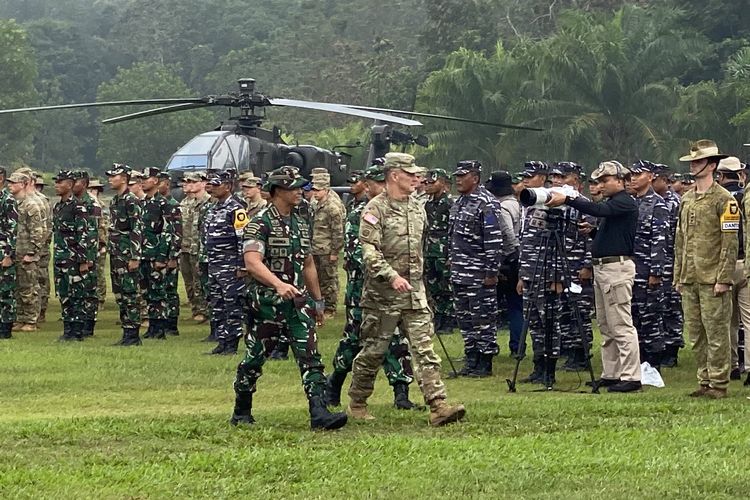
159, 172, 182, 336
34, 174, 52, 324
197, 173, 217, 342
71, 171, 101, 338
347, 152, 465, 426
232, 166, 347, 430
0, 167, 18, 339
107, 164, 144, 346
326, 164, 417, 410
88, 179, 109, 309
129, 170, 149, 326
239, 173, 267, 216
423, 168, 455, 334
179, 172, 210, 323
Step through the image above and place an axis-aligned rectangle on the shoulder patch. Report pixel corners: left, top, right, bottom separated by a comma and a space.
363, 212, 379, 225
234, 208, 249, 231
721, 200, 740, 232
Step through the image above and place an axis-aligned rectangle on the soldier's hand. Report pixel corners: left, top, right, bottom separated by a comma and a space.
329, 254, 338, 262
550, 282, 563, 294
391, 276, 413, 293
1, 256, 12, 268
127, 260, 139, 272
674, 283, 682, 294
22, 255, 34, 264
275, 282, 301, 300
579, 267, 593, 282
154, 261, 167, 270
516, 279, 524, 295
544, 191, 567, 208
714, 283, 731, 296
578, 222, 593, 235
235, 269, 247, 278
483, 276, 498, 287
79, 262, 91, 274
167, 259, 178, 269
648, 276, 662, 288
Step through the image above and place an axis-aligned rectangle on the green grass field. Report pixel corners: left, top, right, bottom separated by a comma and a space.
1, 290, 749, 499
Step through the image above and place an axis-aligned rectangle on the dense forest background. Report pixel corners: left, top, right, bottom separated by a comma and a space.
0, 0, 749, 174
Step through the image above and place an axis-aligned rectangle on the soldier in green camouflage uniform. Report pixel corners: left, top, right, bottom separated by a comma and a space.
326, 166, 417, 409
52, 171, 96, 342
0, 168, 18, 339
231, 166, 348, 431
197, 177, 216, 342
422, 168, 455, 334
88, 179, 108, 308
33, 175, 52, 323
159, 172, 182, 336
107, 164, 144, 346
72, 171, 101, 338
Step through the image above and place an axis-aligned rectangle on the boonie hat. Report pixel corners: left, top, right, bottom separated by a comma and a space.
718, 156, 743, 172
679, 139, 728, 162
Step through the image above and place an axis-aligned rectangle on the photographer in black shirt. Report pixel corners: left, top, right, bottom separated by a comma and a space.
546, 161, 642, 393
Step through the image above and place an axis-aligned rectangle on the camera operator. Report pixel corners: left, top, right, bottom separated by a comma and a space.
546, 161, 641, 393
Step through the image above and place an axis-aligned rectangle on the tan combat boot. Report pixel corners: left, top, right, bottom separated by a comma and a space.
704, 387, 728, 399
429, 399, 466, 427
347, 401, 375, 421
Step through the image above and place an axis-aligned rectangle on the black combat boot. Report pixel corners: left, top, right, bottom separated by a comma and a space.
469, 353, 493, 378
325, 370, 348, 407
221, 336, 240, 355
153, 319, 167, 340
229, 393, 256, 427
393, 382, 419, 410
269, 340, 289, 360
308, 395, 348, 430
563, 348, 588, 371
58, 321, 77, 342
0, 322, 12, 339
143, 320, 155, 339
72, 321, 86, 341
166, 317, 179, 336
744, 372, 750, 386
207, 338, 226, 355
542, 357, 557, 389
201, 320, 218, 342
458, 351, 479, 376
521, 354, 544, 383
82, 319, 95, 338
117, 327, 142, 346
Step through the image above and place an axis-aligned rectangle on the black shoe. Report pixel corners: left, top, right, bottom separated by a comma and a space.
393, 382, 419, 410
81, 319, 95, 338
661, 345, 679, 368
0, 322, 12, 339
115, 327, 142, 346
458, 351, 480, 377
436, 315, 454, 334
586, 377, 619, 388
309, 395, 347, 430
520, 355, 544, 384
58, 321, 78, 342
730, 368, 741, 381
207, 340, 226, 355
325, 370, 347, 407
229, 393, 255, 427
166, 317, 180, 336
542, 357, 557, 388
143, 321, 155, 338
468, 353, 493, 378
153, 319, 167, 340
607, 380, 642, 393
744, 372, 750, 386
219, 336, 240, 355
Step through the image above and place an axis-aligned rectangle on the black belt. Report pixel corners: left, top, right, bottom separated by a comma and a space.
592, 256, 632, 265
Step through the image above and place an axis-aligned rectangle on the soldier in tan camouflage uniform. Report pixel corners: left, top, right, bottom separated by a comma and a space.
310, 170, 345, 318
347, 152, 466, 427
179, 172, 210, 322
240, 173, 267, 217
9, 172, 46, 331
32, 174, 52, 323
88, 179, 109, 308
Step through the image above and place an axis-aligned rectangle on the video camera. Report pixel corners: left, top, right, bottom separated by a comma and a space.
519, 184, 578, 209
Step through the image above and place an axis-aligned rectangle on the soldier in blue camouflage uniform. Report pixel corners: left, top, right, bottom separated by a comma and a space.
52, 171, 96, 342
627, 160, 669, 369
548, 162, 594, 371
449, 160, 509, 377
203, 170, 248, 355
159, 172, 182, 336
0, 168, 18, 339
231, 166, 347, 431
71, 171, 101, 338
423, 168, 455, 334
325, 165, 417, 410
652, 163, 684, 366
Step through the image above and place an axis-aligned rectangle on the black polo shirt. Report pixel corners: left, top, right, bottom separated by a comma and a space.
567, 190, 638, 258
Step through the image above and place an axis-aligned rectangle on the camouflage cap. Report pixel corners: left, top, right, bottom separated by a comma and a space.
311, 175, 330, 190
591, 161, 630, 180
347, 170, 365, 183
71, 170, 90, 180
520, 161, 549, 177
364, 164, 386, 182
424, 168, 451, 183
88, 178, 104, 189
267, 166, 308, 189
310, 167, 329, 176
183, 171, 204, 182
453, 160, 482, 176
53, 170, 76, 181
239, 172, 262, 187
679, 139, 728, 162
385, 152, 422, 174
718, 156, 743, 172
681, 173, 696, 185
551, 161, 584, 176
206, 170, 235, 186
157, 171, 171, 181
7, 172, 29, 183
371, 157, 386, 167
106, 163, 131, 176
630, 160, 655, 174
302, 181, 313, 192
651, 163, 671, 178
35, 176, 47, 186
510, 172, 524, 184
141, 166, 161, 178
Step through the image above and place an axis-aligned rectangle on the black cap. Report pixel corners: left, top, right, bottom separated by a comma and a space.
206, 170, 235, 186
485, 171, 513, 197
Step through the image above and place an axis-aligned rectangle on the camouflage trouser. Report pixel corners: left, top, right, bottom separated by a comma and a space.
424, 256, 454, 318
199, 261, 212, 319
559, 286, 594, 351
0, 264, 17, 324
349, 306, 446, 405
38, 249, 50, 314
453, 283, 499, 355
662, 263, 684, 347
54, 263, 97, 323
313, 254, 339, 314
681, 283, 731, 390
180, 253, 207, 317
165, 263, 180, 320
332, 304, 414, 385
234, 295, 326, 398
96, 251, 107, 305
16, 260, 40, 324
110, 255, 141, 329
140, 260, 168, 321
208, 268, 244, 341
632, 279, 665, 360
523, 281, 563, 358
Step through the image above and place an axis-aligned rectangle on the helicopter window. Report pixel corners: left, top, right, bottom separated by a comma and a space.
166, 154, 208, 170
210, 138, 237, 171
176, 134, 221, 155
226, 135, 250, 171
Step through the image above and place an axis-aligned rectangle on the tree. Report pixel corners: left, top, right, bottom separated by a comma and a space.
96, 62, 215, 171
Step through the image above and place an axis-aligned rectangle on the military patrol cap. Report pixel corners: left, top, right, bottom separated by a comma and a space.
53, 170, 76, 181
510, 172, 524, 184
7, 172, 29, 183
157, 171, 171, 181
311, 174, 331, 190
35, 176, 47, 186
671, 172, 682, 182
239, 172, 262, 187
142, 166, 161, 179
267, 166, 308, 189
183, 171, 203, 182
718, 156, 743, 172
679, 139, 728, 162
364, 164, 386, 182
591, 160, 630, 180
551, 161, 584, 176
385, 152, 423, 174
520, 161, 549, 177
453, 160, 482, 176
424, 168, 450, 183
88, 178, 104, 189
651, 163, 671, 178
371, 157, 386, 167
347, 170, 365, 183
206, 170, 235, 186
630, 160, 655, 174
71, 170, 90, 180
106, 163, 131, 176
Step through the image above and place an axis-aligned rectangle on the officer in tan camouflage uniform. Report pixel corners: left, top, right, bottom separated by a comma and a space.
179, 172, 210, 322
88, 179, 109, 308
347, 152, 466, 427
240, 173, 267, 217
310, 169, 345, 318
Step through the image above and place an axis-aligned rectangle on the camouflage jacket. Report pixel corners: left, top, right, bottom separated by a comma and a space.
197, 198, 215, 264
77, 191, 101, 263
108, 188, 143, 261
675, 182, 738, 285
359, 192, 427, 310
344, 195, 367, 278
448, 185, 507, 285
723, 181, 745, 260
204, 195, 248, 270
559, 202, 593, 273
0, 189, 18, 259
311, 191, 345, 255
16, 194, 46, 260
141, 192, 171, 262
92, 194, 109, 255
660, 189, 680, 265
164, 195, 182, 260
36, 191, 53, 251
53, 195, 93, 265
424, 192, 453, 259
246, 198, 267, 219
181, 192, 211, 256
633, 188, 669, 280
518, 207, 564, 285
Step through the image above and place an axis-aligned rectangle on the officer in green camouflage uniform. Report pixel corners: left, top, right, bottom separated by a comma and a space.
198, 175, 217, 342
0, 168, 18, 339
34, 174, 52, 323
53, 171, 96, 342
107, 164, 144, 346
159, 172, 182, 336
231, 166, 347, 431
88, 179, 108, 308
72, 171, 101, 338
347, 153, 466, 427
422, 168, 455, 334
326, 166, 417, 409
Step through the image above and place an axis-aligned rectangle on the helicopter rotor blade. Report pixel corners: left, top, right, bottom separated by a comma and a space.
102, 102, 216, 124
269, 98, 422, 127
341, 105, 543, 131
0, 98, 207, 116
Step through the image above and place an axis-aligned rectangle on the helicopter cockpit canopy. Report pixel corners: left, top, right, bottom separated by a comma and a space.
165, 131, 252, 172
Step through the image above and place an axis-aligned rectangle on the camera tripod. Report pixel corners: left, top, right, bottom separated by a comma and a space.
506, 208, 599, 394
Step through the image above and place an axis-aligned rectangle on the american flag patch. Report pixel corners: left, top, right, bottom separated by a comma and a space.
363, 213, 379, 225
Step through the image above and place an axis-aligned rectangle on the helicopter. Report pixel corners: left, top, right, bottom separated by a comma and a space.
0, 78, 542, 192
